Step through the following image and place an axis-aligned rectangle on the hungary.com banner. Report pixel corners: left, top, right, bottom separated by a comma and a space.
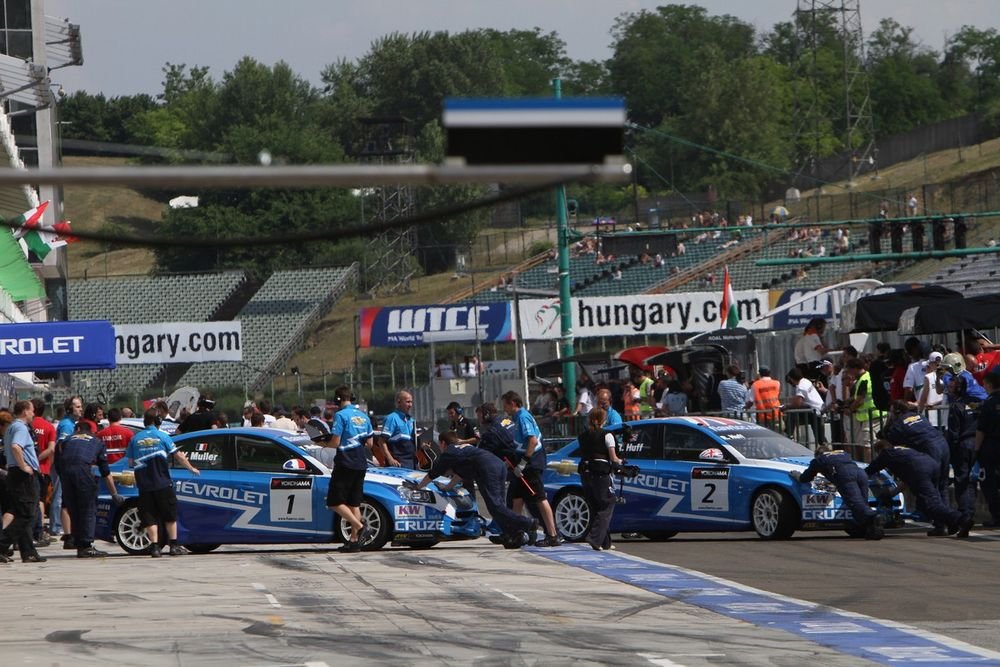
115, 322, 242, 364
518, 292, 769, 340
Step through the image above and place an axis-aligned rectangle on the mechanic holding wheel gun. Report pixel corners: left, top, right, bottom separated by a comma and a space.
406, 431, 538, 549
789, 444, 883, 540
577, 408, 628, 551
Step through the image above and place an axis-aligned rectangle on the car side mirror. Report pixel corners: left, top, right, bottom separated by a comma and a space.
283, 459, 309, 473
698, 448, 727, 462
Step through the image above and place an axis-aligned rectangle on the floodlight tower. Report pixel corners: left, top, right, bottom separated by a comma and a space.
793, 0, 877, 185
357, 116, 417, 296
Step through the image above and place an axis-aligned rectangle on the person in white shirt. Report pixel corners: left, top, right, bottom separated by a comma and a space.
786, 367, 826, 445
574, 381, 594, 416
902, 337, 928, 403
794, 318, 829, 369
918, 351, 945, 426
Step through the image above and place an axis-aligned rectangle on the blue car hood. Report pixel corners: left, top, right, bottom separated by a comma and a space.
771, 456, 815, 467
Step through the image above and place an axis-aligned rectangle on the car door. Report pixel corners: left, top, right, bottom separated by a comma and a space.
233, 433, 324, 542
172, 432, 237, 543
662, 424, 744, 529
614, 423, 675, 530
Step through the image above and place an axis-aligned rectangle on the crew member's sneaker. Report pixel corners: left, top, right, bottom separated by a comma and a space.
503, 533, 526, 549
487, 535, 506, 545
0, 554, 11, 563
33, 537, 51, 548
21, 554, 47, 563
149, 544, 162, 558
62, 535, 76, 550
77, 547, 108, 558
168, 545, 189, 556
865, 515, 885, 540
539, 534, 564, 548
0, 546, 12, 558
338, 541, 361, 553
955, 516, 975, 539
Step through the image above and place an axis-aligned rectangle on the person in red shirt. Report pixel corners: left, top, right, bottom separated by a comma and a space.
963, 333, 1000, 385
31, 398, 56, 543
97, 407, 134, 464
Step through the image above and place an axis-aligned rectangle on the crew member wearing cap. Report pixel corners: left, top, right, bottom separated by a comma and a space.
879, 400, 952, 535
177, 394, 218, 433
946, 371, 983, 521
975, 369, 1000, 527
323, 386, 375, 552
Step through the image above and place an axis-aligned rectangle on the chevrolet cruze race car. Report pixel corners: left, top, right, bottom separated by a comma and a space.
543, 417, 902, 540
96, 427, 482, 554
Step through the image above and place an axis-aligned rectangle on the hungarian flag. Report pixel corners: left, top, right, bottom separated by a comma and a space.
10, 201, 76, 260
720, 265, 739, 329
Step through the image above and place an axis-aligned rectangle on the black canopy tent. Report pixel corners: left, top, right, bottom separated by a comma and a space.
526, 351, 612, 385
844, 285, 962, 332
897, 294, 1000, 335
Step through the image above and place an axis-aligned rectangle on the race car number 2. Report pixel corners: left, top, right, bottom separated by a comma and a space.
691, 467, 730, 512
269, 478, 313, 522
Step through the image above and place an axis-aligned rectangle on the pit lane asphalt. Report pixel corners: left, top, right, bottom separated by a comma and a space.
5, 530, 998, 666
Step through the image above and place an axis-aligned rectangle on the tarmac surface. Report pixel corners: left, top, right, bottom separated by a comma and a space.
6, 528, 1000, 666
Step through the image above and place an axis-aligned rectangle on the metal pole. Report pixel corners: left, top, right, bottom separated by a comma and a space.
554, 76, 577, 406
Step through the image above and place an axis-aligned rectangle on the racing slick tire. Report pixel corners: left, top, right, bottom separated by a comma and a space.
185, 544, 221, 554
553, 489, 592, 542
113, 501, 163, 555
337, 496, 390, 551
751, 488, 798, 540
641, 531, 678, 541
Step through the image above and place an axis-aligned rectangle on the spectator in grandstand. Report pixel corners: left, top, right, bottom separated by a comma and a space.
653, 253, 664, 268
434, 359, 455, 379
612, 268, 622, 280
794, 318, 829, 377
676, 242, 686, 256
907, 193, 919, 216
639, 252, 651, 265
718, 365, 750, 419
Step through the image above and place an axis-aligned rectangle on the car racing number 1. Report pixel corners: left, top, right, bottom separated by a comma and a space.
270, 478, 313, 522
691, 468, 730, 512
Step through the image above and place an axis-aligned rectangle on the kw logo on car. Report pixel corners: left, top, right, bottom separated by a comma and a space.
176, 480, 265, 505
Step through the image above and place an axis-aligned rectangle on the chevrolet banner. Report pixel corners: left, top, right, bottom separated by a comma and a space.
0, 320, 116, 372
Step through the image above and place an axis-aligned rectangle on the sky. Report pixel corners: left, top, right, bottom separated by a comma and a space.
44, 0, 1000, 97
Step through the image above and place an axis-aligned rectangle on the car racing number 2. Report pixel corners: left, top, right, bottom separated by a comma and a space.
691, 468, 730, 512
269, 478, 313, 522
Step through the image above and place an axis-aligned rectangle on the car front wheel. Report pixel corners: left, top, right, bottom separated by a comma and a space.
337, 497, 390, 550
751, 488, 797, 540
114, 502, 153, 555
553, 489, 592, 542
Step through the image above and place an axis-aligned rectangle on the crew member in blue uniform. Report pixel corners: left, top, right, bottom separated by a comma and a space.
126, 409, 201, 557
866, 439, 973, 538
879, 400, 952, 535
0, 401, 44, 562
791, 444, 883, 539
322, 385, 375, 553
56, 421, 124, 558
975, 369, 1000, 527
502, 390, 562, 547
947, 373, 981, 521
52, 395, 82, 548
408, 431, 537, 548
379, 390, 416, 469
596, 389, 623, 428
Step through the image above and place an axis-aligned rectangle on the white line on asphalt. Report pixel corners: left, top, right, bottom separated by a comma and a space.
487, 586, 523, 602
304, 662, 331, 667
252, 582, 266, 591
638, 653, 687, 667
265, 593, 281, 608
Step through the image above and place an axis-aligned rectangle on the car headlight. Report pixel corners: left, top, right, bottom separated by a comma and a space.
810, 478, 837, 494
112, 471, 135, 487
398, 486, 436, 504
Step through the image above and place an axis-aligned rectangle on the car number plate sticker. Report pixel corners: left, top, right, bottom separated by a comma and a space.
269, 477, 313, 522
691, 467, 730, 512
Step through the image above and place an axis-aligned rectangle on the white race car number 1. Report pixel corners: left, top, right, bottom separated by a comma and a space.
691, 468, 730, 512
269, 478, 313, 522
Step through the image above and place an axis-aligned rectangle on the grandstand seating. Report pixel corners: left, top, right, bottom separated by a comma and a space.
68, 271, 249, 395
176, 265, 357, 391
922, 253, 1000, 297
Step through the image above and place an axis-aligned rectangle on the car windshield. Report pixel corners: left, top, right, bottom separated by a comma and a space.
713, 427, 812, 460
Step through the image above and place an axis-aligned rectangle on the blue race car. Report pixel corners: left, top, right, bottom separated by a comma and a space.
95, 427, 482, 554
543, 417, 902, 541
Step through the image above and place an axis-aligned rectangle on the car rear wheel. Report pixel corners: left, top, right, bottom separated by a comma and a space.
114, 502, 154, 555
641, 531, 678, 541
751, 488, 797, 540
186, 544, 221, 554
553, 489, 591, 542
337, 497, 390, 551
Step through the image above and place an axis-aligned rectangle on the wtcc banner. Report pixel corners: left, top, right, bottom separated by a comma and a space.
115, 322, 242, 364
360, 303, 514, 347
0, 320, 116, 372
519, 292, 769, 340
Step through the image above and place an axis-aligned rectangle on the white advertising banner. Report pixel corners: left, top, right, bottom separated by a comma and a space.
518, 292, 770, 340
115, 322, 242, 364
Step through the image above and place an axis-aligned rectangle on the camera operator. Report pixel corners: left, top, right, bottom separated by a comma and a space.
577, 408, 624, 551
